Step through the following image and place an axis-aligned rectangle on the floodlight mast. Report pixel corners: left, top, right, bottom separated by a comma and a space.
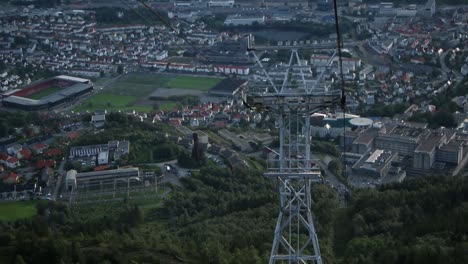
245, 36, 340, 264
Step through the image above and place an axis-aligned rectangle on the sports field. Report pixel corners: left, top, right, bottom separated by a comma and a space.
74, 93, 152, 113
0, 201, 38, 222
167, 76, 221, 91
27, 86, 62, 100
75, 73, 222, 113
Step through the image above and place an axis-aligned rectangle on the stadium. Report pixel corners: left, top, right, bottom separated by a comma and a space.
2, 75, 93, 111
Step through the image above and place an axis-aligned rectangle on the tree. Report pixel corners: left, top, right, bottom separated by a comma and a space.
0, 121, 8, 137
328, 159, 342, 177
429, 109, 457, 128
117, 65, 123, 74
14, 255, 26, 264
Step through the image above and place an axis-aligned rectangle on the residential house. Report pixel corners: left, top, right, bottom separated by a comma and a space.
33, 143, 49, 154
36, 159, 56, 169
2, 172, 19, 184
18, 148, 31, 160
91, 114, 106, 128
2, 155, 20, 168
169, 119, 182, 126
7, 143, 22, 156
45, 147, 62, 157
68, 131, 79, 140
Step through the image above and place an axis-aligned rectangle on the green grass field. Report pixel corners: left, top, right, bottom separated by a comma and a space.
159, 101, 177, 111
27, 86, 62, 100
167, 76, 221, 91
75, 73, 222, 113
0, 201, 38, 222
74, 93, 152, 113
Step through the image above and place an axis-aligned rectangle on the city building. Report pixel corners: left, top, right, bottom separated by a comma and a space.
69, 140, 130, 163
263, 0, 308, 8
66, 169, 77, 191
352, 149, 399, 178
342, 121, 468, 171
98, 150, 109, 165
207, 0, 234, 7
423, 0, 436, 17
224, 15, 265, 26
379, 2, 396, 16
317, 0, 333, 11
310, 113, 361, 138
91, 114, 106, 128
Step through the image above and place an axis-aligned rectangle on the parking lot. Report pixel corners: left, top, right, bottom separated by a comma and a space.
207, 154, 226, 167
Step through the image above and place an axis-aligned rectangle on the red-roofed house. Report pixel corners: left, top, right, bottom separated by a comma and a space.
213, 121, 227, 128
18, 148, 32, 160
190, 114, 206, 122
45, 148, 62, 157
169, 119, 182, 126
4, 156, 20, 168
68, 131, 79, 140
232, 114, 242, 123
36, 159, 56, 169
212, 104, 221, 113
2, 172, 19, 184
33, 143, 49, 154
232, 113, 250, 123
410, 57, 425, 64
94, 165, 110, 171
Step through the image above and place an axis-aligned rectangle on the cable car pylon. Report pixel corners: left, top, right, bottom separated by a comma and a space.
244, 36, 341, 264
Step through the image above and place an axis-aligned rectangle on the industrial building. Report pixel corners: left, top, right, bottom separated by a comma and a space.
75, 167, 140, 190
69, 140, 130, 164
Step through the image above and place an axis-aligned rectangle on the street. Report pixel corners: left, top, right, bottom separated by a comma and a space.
311, 154, 350, 204
52, 160, 66, 201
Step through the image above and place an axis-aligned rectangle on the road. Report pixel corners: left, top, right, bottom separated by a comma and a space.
439, 49, 464, 86
52, 160, 66, 201
312, 155, 349, 193
440, 50, 450, 73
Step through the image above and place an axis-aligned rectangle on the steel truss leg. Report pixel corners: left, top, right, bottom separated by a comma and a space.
269, 177, 322, 264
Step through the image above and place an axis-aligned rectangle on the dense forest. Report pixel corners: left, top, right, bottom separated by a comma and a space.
1, 155, 467, 264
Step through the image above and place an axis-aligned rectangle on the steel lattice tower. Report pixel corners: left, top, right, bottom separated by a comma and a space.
244, 45, 340, 263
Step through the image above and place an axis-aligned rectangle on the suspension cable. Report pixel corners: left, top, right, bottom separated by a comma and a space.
332, 0, 347, 181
